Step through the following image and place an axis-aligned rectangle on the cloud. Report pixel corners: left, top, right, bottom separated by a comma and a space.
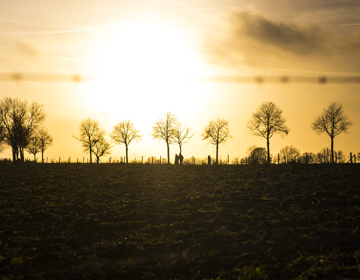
232, 11, 324, 54
204, 10, 360, 73
16, 42, 39, 57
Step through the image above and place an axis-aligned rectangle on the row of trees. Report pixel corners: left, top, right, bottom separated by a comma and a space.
74, 113, 195, 164
0, 97, 53, 162
0, 97, 353, 164
74, 101, 352, 164
233, 145, 349, 165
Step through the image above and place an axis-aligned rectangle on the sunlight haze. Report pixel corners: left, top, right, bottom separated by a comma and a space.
1, 0, 360, 163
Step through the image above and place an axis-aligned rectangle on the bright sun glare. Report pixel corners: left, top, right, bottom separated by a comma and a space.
85, 21, 208, 120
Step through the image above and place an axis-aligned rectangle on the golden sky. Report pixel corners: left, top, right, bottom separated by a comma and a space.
1, 0, 360, 162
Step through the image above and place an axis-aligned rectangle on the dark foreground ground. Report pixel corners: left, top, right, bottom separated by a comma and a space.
1, 163, 360, 279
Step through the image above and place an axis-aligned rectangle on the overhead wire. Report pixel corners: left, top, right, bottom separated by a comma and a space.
1, 72, 360, 84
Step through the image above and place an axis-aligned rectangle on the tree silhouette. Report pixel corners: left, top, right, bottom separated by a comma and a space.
201, 118, 232, 164
279, 145, 300, 163
92, 133, 111, 163
26, 128, 53, 162
173, 122, 195, 155
312, 102, 353, 163
151, 112, 177, 164
110, 120, 142, 164
74, 118, 104, 163
0, 97, 46, 161
26, 136, 41, 161
246, 145, 267, 164
0, 124, 6, 153
37, 128, 53, 163
247, 101, 289, 164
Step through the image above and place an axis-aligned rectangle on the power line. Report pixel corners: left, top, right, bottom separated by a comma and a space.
0, 73, 85, 82
197, 75, 360, 84
1, 72, 360, 84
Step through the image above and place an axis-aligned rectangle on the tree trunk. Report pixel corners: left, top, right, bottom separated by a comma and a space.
89, 145, 92, 163
167, 141, 170, 164
12, 148, 16, 162
331, 137, 334, 163
41, 148, 44, 163
20, 148, 25, 162
126, 145, 129, 164
216, 141, 219, 164
267, 136, 270, 164
33, 154, 36, 161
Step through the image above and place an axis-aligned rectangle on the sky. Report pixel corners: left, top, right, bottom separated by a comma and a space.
1, 0, 360, 163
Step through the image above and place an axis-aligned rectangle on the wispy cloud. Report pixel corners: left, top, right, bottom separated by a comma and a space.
16, 42, 38, 57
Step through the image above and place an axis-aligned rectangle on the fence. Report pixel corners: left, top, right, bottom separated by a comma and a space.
1, 152, 358, 165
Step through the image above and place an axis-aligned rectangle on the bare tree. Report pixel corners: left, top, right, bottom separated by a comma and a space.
0, 97, 46, 161
38, 128, 53, 163
92, 133, 111, 163
279, 145, 300, 163
315, 147, 332, 164
151, 112, 177, 164
173, 122, 195, 155
110, 120, 142, 164
312, 102, 353, 163
201, 118, 232, 164
246, 145, 267, 164
73, 118, 104, 163
26, 136, 41, 161
247, 101, 289, 164
25, 128, 53, 162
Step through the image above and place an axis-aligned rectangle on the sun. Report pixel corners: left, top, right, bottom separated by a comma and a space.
84, 20, 209, 120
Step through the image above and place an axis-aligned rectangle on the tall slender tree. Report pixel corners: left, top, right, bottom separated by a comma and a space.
247, 101, 289, 164
201, 118, 232, 164
110, 120, 142, 164
151, 112, 177, 164
312, 102, 353, 163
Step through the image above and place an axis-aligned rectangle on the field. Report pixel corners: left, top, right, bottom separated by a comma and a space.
1, 163, 360, 279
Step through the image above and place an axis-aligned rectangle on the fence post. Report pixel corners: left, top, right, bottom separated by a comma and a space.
59, 157, 61, 163
278, 153, 280, 164
208, 155, 211, 165
350, 152, 353, 164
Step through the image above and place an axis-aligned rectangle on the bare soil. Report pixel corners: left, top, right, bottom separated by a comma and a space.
1, 163, 360, 279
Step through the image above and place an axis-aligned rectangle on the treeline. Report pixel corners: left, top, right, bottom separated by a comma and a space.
0, 97, 355, 164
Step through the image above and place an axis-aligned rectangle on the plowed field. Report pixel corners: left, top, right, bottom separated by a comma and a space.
1, 163, 360, 279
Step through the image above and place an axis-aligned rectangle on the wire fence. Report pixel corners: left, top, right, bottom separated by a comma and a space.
0, 152, 358, 165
